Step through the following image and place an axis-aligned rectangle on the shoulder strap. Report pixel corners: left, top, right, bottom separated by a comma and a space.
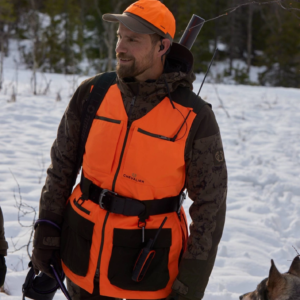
70, 72, 117, 190
170, 86, 211, 114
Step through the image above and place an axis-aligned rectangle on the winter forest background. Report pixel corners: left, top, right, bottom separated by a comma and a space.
0, 0, 300, 299
0, 0, 300, 91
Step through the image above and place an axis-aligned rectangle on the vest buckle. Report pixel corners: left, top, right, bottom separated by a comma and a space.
99, 189, 117, 209
178, 192, 186, 215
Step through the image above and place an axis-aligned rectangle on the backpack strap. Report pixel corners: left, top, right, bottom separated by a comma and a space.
70, 72, 117, 190
170, 86, 211, 113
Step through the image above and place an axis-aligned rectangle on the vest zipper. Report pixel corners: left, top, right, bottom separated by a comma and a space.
95, 211, 109, 279
137, 128, 172, 141
95, 116, 121, 124
96, 96, 136, 279
112, 96, 136, 192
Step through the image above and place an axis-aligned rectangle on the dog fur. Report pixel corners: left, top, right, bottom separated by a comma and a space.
240, 256, 300, 300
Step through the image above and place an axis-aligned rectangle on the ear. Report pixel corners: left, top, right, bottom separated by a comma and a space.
158, 39, 171, 57
267, 259, 285, 291
288, 256, 300, 277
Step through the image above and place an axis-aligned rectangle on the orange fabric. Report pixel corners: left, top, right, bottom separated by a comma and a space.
62, 185, 105, 293
90, 85, 94, 93
62, 84, 196, 298
125, 0, 176, 38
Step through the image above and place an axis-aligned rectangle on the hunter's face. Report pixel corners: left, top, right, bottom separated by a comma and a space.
115, 23, 157, 81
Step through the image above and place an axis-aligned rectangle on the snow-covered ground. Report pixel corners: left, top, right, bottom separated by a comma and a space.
0, 47, 300, 299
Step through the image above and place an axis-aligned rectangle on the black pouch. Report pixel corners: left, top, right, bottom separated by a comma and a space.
132, 217, 168, 283
108, 228, 171, 291
132, 242, 156, 282
60, 202, 94, 277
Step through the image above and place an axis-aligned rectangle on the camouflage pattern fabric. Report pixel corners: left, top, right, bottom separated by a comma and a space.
34, 64, 227, 300
0, 207, 8, 256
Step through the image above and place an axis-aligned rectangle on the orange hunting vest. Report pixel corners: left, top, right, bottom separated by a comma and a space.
61, 83, 197, 299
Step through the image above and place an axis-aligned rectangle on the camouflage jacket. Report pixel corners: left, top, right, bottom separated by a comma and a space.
35, 53, 227, 300
0, 207, 8, 256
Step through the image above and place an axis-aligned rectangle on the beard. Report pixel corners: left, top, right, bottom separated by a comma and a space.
116, 50, 154, 79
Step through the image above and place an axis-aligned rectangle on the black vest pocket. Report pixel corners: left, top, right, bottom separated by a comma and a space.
61, 203, 94, 277
108, 228, 171, 291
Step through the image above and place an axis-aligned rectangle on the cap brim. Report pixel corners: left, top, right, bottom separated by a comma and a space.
103, 13, 155, 34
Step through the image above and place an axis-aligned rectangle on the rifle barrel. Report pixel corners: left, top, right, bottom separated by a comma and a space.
179, 14, 205, 50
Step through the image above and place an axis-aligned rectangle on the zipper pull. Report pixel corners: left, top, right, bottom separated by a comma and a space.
130, 96, 136, 106
95, 268, 99, 278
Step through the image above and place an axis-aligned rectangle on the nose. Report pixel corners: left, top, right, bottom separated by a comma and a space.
115, 38, 127, 55
239, 296, 244, 300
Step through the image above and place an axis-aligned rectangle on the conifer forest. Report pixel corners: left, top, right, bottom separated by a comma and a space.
0, 0, 299, 87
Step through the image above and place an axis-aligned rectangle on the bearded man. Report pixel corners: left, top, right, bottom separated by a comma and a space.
31, 1, 227, 300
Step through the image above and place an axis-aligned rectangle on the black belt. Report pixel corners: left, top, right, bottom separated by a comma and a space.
79, 176, 185, 218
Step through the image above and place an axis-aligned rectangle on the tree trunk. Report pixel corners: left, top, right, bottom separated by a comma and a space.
94, 0, 127, 72
229, 12, 235, 75
0, 32, 4, 91
247, 5, 253, 74
214, 0, 219, 50
30, 0, 38, 95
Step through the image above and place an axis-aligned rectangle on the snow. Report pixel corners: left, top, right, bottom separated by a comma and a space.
0, 48, 300, 299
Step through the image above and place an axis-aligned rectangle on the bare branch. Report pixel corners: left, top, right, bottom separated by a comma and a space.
292, 245, 300, 256
212, 84, 231, 119
9, 169, 37, 259
38, 152, 45, 183
188, 0, 300, 29
277, 1, 300, 19
279, 0, 300, 11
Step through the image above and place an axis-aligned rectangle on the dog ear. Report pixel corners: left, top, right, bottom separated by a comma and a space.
288, 256, 300, 277
267, 259, 285, 291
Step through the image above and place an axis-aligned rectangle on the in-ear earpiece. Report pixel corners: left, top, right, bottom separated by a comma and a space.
159, 41, 165, 52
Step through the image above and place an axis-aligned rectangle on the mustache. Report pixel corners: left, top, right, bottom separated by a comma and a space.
116, 54, 134, 60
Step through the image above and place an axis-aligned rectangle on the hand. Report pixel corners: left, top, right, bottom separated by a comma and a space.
31, 248, 62, 279
0, 255, 7, 287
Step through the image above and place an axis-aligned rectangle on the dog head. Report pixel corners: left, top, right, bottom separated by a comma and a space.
240, 256, 300, 300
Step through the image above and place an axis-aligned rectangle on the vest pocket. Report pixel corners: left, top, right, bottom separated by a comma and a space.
108, 228, 171, 291
61, 203, 94, 277
123, 126, 184, 188
84, 116, 123, 174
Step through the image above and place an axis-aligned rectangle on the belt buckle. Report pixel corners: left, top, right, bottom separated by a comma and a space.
99, 189, 117, 209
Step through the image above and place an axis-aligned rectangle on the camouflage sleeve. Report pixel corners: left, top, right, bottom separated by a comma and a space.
172, 105, 227, 300
0, 207, 8, 256
34, 75, 99, 248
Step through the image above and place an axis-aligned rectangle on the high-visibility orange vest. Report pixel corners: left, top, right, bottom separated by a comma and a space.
61, 84, 198, 299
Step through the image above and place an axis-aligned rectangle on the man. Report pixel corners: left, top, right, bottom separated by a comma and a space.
32, 0, 227, 299
0, 206, 8, 289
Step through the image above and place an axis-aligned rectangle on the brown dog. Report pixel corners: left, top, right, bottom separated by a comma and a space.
240, 256, 300, 300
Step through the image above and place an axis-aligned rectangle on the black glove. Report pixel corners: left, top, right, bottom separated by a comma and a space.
31, 222, 62, 279
0, 254, 7, 287
31, 248, 62, 279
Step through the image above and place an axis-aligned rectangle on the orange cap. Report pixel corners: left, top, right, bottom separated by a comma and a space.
103, 0, 175, 42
